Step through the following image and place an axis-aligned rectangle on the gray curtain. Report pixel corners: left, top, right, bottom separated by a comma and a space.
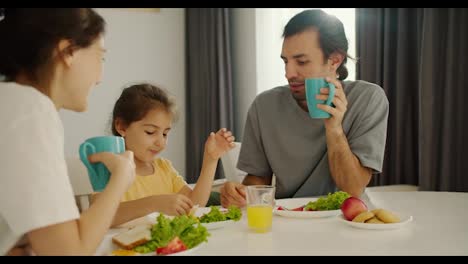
185, 8, 234, 183
357, 8, 468, 191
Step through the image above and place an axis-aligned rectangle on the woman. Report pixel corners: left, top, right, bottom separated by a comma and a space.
0, 8, 135, 255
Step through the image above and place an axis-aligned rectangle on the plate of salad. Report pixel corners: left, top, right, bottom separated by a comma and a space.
111, 214, 210, 256
195, 206, 242, 230
273, 191, 350, 219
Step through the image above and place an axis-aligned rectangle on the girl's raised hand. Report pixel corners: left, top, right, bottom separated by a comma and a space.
204, 128, 236, 160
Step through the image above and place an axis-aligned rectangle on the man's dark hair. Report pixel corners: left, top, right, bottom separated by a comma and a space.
283, 9, 352, 80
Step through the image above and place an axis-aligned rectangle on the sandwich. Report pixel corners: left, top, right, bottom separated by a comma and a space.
111, 224, 152, 250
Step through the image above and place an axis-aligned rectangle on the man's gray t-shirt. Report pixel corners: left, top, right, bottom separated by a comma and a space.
237, 80, 389, 199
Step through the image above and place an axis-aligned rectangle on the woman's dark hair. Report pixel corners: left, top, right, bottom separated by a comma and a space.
0, 8, 105, 85
282, 9, 352, 80
111, 83, 179, 136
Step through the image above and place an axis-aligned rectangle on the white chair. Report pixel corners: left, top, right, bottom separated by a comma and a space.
220, 142, 277, 186
221, 142, 247, 183
66, 156, 94, 212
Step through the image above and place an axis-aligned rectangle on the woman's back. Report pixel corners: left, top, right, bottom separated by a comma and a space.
0, 8, 135, 255
0, 82, 79, 255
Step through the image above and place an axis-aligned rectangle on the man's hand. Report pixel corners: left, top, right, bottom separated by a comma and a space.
316, 77, 348, 133
220, 181, 247, 208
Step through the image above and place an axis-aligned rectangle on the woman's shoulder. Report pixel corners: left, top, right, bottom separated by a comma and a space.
0, 82, 55, 114
0, 82, 59, 132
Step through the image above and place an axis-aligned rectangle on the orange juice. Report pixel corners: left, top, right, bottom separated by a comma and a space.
247, 204, 273, 233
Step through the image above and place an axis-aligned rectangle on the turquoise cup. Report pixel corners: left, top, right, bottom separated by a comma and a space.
79, 136, 125, 192
305, 78, 336, 119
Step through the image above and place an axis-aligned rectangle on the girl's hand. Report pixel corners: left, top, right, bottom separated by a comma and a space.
153, 194, 194, 216
204, 128, 236, 160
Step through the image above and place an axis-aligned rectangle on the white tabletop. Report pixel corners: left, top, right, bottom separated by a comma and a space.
95, 191, 468, 256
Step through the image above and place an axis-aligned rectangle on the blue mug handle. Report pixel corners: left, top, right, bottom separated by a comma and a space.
79, 142, 97, 179
325, 83, 336, 106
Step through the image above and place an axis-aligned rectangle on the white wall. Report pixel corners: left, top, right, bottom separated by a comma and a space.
255, 9, 291, 94
59, 8, 187, 176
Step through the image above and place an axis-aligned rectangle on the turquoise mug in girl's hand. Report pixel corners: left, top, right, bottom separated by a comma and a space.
305, 78, 336, 119
79, 136, 125, 192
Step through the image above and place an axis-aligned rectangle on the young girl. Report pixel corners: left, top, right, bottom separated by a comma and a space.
106, 83, 236, 227
0, 9, 135, 255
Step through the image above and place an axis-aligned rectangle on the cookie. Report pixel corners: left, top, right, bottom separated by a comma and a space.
375, 209, 400, 223
352, 211, 375, 223
365, 217, 385, 224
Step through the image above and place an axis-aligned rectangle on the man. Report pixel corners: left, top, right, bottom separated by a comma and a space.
220, 9, 389, 208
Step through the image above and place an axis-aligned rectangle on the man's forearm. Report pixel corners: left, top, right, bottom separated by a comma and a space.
326, 128, 371, 197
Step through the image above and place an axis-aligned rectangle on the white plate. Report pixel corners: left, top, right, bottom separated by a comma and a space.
201, 220, 235, 230
141, 241, 206, 256
273, 197, 342, 218
337, 214, 413, 230
193, 206, 228, 217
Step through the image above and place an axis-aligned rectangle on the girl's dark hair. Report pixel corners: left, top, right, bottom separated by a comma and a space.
282, 9, 352, 80
0, 8, 105, 84
111, 83, 179, 136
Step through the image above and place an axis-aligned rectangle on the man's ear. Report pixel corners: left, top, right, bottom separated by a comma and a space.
328, 52, 345, 72
57, 39, 74, 67
114, 118, 128, 137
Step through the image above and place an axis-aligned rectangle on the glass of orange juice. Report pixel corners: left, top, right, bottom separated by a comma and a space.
246, 185, 275, 233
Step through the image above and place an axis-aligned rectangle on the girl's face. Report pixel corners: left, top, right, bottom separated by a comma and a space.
119, 107, 173, 164
58, 35, 106, 112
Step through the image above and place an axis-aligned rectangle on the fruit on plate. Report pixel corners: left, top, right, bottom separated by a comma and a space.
340, 197, 368, 221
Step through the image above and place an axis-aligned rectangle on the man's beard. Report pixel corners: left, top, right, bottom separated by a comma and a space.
291, 90, 306, 101
289, 88, 308, 110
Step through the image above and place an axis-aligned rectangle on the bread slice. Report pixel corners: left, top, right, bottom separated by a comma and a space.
112, 225, 152, 250
189, 204, 200, 216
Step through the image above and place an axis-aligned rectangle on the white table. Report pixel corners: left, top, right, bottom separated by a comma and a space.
95, 191, 468, 255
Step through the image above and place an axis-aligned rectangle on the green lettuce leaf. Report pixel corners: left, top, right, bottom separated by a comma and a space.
199, 205, 242, 223
304, 191, 350, 211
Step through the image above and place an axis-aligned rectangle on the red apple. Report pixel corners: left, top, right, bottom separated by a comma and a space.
340, 197, 368, 221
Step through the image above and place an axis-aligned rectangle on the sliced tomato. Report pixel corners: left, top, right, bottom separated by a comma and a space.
277, 206, 304, 211
156, 236, 187, 255
292, 206, 305, 211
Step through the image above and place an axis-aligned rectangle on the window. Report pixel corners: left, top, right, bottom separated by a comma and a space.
255, 8, 356, 95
